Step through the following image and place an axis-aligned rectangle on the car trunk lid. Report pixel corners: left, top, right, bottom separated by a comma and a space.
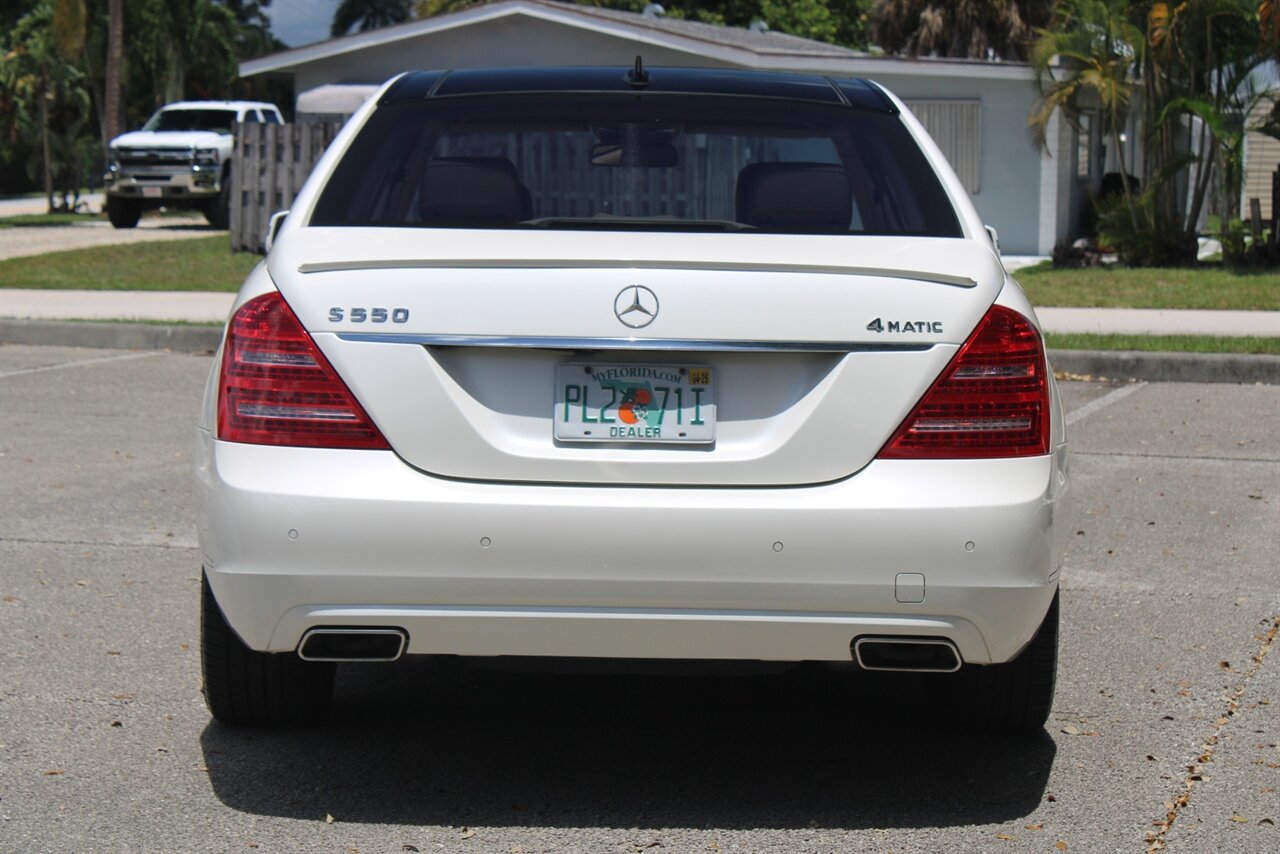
267, 228, 1006, 486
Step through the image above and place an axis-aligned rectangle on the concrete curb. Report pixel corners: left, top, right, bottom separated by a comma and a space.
1, 318, 1276, 384
0, 319, 222, 353
1047, 349, 1279, 385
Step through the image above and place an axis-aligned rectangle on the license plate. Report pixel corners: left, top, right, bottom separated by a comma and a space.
141, 187, 163, 198
555, 363, 716, 443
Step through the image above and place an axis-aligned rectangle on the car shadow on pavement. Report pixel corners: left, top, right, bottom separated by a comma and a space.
200, 657, 1055, 830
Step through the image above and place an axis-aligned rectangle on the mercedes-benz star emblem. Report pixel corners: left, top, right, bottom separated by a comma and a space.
614, 285, 659, 329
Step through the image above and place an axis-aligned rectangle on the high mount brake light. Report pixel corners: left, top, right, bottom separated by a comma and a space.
217, 292, 389, 449
878, 304, 1050, 459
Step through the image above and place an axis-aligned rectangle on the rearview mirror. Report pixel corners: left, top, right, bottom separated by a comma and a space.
590, 143, 678, 168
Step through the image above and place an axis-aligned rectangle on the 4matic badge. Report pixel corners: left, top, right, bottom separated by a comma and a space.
866, 317, 943, 334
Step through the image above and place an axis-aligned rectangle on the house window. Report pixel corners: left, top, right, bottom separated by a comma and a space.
1076, 113, 1094, 179
904, 100, 982, 194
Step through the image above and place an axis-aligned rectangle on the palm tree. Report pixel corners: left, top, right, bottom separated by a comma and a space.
104, 0, 123, 146
870, 0, 1053, 60
1027, 0, 1143, 230
331, 0, 413, 38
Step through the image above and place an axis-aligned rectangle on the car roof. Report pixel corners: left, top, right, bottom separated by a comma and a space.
160, 101, 280, 112
379, 66, 895, 113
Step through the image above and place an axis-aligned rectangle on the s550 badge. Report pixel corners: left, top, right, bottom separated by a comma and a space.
329, 307, 410, 323
866, 317, 943, 334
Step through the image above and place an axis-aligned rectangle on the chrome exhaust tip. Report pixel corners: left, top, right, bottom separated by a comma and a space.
298, 628, 407, 662
852, 637, 962, 673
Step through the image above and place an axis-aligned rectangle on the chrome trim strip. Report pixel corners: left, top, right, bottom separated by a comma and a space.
298, 259, 978, 289
334, 333, 934, 353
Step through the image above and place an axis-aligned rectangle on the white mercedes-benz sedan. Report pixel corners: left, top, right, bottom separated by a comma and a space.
196, 65, 1068, 730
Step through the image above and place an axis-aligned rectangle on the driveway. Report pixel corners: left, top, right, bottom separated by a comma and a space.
0, 214, 220, 261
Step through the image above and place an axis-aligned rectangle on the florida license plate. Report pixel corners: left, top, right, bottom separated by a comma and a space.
554, 363, 716, 443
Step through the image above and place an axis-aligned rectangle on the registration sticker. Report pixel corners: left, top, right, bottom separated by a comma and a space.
554, 363, 716, 444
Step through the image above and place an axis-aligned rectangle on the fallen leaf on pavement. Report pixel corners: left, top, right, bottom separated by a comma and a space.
43, 769, 64, 776
1231, 815, 1248, 823
1055, 842, 1069, 851
995, 833, 1013, 840
460, 828, 475, 840
1025, 823, 1044, 831
1061, 725, 1080, 735
326, 814, 335, 824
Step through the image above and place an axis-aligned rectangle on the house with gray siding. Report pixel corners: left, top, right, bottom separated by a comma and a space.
240, 0, 1088, 255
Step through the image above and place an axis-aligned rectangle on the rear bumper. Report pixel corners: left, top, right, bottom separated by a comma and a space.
196, 432, 1068, 664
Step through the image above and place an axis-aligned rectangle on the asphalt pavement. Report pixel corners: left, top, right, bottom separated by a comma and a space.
0, 344, 1276, 853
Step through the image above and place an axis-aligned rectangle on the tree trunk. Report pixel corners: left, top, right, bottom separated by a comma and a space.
1111, 108, 1139, 232
40, 70, 54, 213
104, 0, 123, 146
1185, 136, 1217, 240
163, 39, 184, 105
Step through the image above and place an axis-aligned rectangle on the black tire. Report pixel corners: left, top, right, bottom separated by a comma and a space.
204, 170, 231, 229
940, 590, 1059, 733
106, 196, 141, 229
200, 571, 335, 726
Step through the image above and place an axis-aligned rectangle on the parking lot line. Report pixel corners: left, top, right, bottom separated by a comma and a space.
0, 349, 162, 379
1066, 381, 1148, 425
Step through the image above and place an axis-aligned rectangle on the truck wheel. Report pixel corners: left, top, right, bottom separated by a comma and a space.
106, 196, 141, 229
200, 571, 335, 726
205, 171, 231, 229
937, 590, 1059, 733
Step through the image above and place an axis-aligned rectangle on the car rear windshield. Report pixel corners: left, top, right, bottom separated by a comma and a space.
311, 96, 963, 237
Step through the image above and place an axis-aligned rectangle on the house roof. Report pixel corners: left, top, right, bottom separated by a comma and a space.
241, 0, 1035, 82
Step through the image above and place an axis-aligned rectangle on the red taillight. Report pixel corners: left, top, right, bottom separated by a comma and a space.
878, 305, 1050, 459
217, 292, 389, 449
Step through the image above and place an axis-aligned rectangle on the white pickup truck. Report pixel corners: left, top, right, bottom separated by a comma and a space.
104, 100, 283, 229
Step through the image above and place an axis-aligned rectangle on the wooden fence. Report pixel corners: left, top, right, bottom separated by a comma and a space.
230, 121, 341, 253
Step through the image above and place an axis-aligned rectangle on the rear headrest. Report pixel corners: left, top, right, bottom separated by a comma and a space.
735, 162, 852, 232
419, 157, 530, 226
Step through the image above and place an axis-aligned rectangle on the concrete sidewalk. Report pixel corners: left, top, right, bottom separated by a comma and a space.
1037, 306, 1279, 337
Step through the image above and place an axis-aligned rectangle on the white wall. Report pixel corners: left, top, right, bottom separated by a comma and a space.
874, 73, 1045, 254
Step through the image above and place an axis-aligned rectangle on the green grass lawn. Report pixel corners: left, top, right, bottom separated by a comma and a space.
0, 212, 106, 228
1015, 262, 1280, 311
1045, 333, 1280, 355
0, 235, 256, 291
